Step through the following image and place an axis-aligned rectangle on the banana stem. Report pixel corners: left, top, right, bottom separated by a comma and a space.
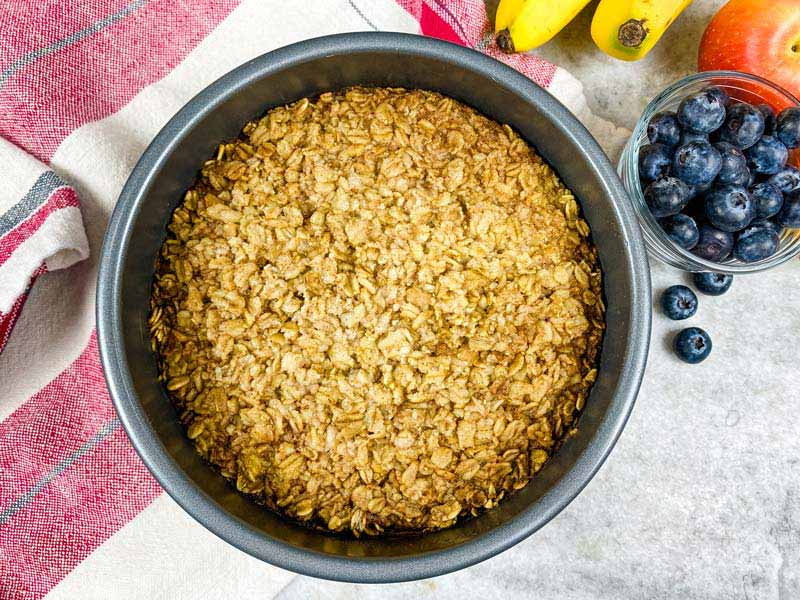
617, 19, 648, 48
496, 29, 516, 54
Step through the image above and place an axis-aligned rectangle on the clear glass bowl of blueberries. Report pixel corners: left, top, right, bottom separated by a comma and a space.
619, 70, 800, 274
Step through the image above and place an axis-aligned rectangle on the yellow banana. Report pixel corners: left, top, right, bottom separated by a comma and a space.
494, 0, 526, 33
495, 0, 592, 54
591, 0, 692, 61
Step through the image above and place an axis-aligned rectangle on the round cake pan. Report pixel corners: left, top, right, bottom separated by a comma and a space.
97, 32, 651, 583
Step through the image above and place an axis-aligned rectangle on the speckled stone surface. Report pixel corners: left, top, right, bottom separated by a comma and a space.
279, 2, 800, 599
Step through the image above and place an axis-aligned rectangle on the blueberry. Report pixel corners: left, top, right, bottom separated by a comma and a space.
776, 107, 800, 149
680, 130, 709, 146
644, 176, 691, 217
751, 218, 785, 237
673, 141, 722, 186
677, 90, 727, 133
749, 182, 784, 219
719, 103, 765, 149
705, 184, 754, 232
687, 180, 713, 200
704, 86, 730, 107
691, 224, 734, 262
734, 222, 780, 262
731, 168, 752, 187
767, 166, 800, 194
638, 143, 672, 182
758, 104, 777, 135
778, 191, 800, 228
647, 111, 681, 147
661, 285, 698, 320
693, 272, 733, 295
746, 135, 788, 175
673, 327, 712, 364
714, 141, 750, 185
659, 214, 700, 249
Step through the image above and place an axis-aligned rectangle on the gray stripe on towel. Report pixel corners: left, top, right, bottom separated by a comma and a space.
0, 171, 66, 237
0, 0, 148, 90
0, 419, 121, 526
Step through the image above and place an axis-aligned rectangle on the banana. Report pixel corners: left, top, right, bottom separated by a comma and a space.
495, 0, 592, 54
591, 0, 692, 61
494, 0, 526, 33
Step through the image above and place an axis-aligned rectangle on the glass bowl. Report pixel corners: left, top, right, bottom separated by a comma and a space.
618, 70, 800, 274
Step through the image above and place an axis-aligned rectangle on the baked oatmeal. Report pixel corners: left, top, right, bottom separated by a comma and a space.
149, 87, 605, 535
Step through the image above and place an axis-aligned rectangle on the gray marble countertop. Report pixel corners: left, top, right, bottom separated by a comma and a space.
282, 2, 800, 599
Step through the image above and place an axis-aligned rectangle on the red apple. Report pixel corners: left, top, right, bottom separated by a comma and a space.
699, 0, 800, 108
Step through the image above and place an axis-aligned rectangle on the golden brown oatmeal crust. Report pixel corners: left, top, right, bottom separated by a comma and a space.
150, 87, 604, 535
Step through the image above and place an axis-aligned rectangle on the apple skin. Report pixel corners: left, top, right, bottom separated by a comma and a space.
699, 0, 800, 109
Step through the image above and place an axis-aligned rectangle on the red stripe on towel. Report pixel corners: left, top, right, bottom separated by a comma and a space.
0, 187, 80, 266
0, 333, 161, 599
0, 334, 114, 500
0, 426, 161, 599
394, 0, 557, 87
0, 0, 133, 65
0, 0, 239, 162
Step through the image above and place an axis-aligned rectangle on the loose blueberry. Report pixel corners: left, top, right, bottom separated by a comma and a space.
749, 182, 784, 219
639, 143, 672, 182
677, 89, 727, 133
714, 141, 750, 185
767, 166, 800, 194
647, 111, 682, 147
693, 272, 733, 296
705, 184, 755, 232
757, 104, 777, 135
719, 103, 765, 149
703, 86, 730, 107
776, 106, 800, 149
673, 327, 712, 364
673, 141, 722, 186
644, 176, 691, 217
661, 285, 698, 320
778, 191, 800, 228
680, 130, 709, 146
659, 213, 700, 249
692, 224, 734, 262
734, 222, 780, 262
746, 135, 788, 175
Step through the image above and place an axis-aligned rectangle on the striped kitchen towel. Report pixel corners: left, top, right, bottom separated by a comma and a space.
0, 142, 88, 352
0, 1, 626, 598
